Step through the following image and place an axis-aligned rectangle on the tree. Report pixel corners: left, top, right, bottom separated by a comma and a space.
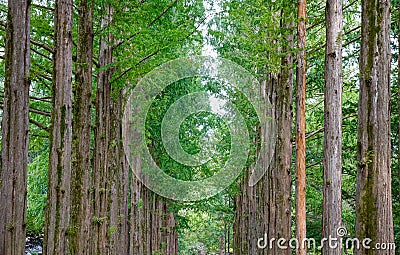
323, 0, 343, 254
69, 0, 94, 253
0, 0, 30, 253
295, 0, 307, 254
43, 0, 73, 253
355, 0, 395, 254
232, 2, 295, 254
91, 3, 114, 254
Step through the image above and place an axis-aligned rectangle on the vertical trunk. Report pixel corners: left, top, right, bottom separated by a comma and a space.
118, 90, 130, 255
0, 0, 30, 253
128, 94, 178, 254
107, 91, 129, 254
43, 0, 73, 253
355, 0, 395, 254
323, 0, 343, 255
220, 235, 225, 255
70, 0, 94, 254
91, 4, 113, 254
91, 5, 131, 253
398, 5, 400, 184
295, 0, 307, 254
233, 9, 294, 254
128, 182, 178, 255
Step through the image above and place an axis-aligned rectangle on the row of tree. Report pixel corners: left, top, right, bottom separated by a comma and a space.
0, 0, 398, 254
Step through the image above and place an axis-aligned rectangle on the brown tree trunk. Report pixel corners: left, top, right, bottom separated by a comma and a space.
128, 117, 178, 254
43, 0, 73, 253
398, 4, 400, 186
107, 90, 129, 254
323, 0, 343, 254
355, 0, 395, 254
91, 5, 131, 254
295, 0, 307, 254
0, 0, 30, 253
91, 4, 114, 254
128, 181, 178, 255
220, 235, 225, 255
70, 0, 94, 254
233, 9, 294, 254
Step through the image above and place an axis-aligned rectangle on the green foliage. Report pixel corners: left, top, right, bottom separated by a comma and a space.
27, 147, 48, 236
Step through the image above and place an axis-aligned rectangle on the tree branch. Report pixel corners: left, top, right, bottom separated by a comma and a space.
114, 0, 178, 50
29, 118, 50, 132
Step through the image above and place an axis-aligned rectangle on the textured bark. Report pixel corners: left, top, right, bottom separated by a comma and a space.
355, 0, 395, 254
69, 0, 94, 253
128, 179, 178, 255
91, 5, 114, 254
0, 0, 30, 253
107, 91, 129, 254
323, 0, 343, 254
295, 0, 307, 254
220, 235, 225, 255
233, 12, 294, 254
91, 5, 131, 254
43, 0, 73, 253
129, 118, 178, 254
398, 4, 400, 186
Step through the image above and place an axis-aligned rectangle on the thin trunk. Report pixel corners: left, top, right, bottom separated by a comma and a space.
43, 0, 73, 253
295, 0, 307, 254
70, 0, 94, 253
0, 0, 30, 253
323, 0, 343, 254
398, 4, 400, 184
355, 0, 395, 254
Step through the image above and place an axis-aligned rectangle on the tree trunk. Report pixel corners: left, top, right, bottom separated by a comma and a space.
91, 4, 114, 254
128, 111, 178, 254
0, 0, 30, 253
107, 90, 129, 254
295, 0, 307, 254
43, 0, 73, 253
233, 9, 294, 254
398, 3, 400, 186
70, 0, 94, 253
355, 0, 395, 254
323, 0, 343, 254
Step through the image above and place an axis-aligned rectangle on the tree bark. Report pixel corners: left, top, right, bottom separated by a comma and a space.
398, 3, 400, 187
128, 105, 178, 255
107, 90, 129, 254
355, 0, 395, 254
70, 0, 94, 253
0, 0, 30, 253
43, 0, 73, 253
233, 8, 294, 254
323, 0, 343, 254
91, 4, 114, 254
296, 0, 307, 254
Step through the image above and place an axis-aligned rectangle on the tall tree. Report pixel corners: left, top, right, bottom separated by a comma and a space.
43, 0, 73, 253
91, 4, 114, 254
0, 0, 30, 253
398, 3, 400, 184
69, 0, 94, 253
323, 0, 343, 254
295, 0, 307, 254
356, 0, 395, 254
233, 4, 294, 254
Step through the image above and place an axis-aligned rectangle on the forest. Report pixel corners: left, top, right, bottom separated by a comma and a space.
0, 0, 399, 254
